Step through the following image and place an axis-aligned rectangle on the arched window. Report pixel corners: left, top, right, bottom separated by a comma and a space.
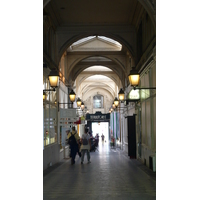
93, 95, 104, 108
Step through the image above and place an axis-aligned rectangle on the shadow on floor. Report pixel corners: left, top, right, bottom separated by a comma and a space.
43, 161, 65, 177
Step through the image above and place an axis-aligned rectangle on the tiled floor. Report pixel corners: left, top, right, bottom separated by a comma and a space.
43, 142, 156, 200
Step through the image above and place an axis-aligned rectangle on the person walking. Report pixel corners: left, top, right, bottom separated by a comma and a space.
101, 133, 105, 142
80, 127, 91, 164
67, 126, 80, 165
77, 139, 82, 158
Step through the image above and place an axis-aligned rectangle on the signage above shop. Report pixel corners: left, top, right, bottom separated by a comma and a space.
86, 111, 110, 121
129, 89, 140, 100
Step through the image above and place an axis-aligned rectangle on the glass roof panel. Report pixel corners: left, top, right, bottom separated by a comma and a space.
71, 36, 95, 46
98, 36, 122, 47
84, 66, 112, 72
85, 75, 112, 81
70, 36, 122, 50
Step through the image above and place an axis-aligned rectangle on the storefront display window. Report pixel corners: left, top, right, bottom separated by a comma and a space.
43, 76, 57, 147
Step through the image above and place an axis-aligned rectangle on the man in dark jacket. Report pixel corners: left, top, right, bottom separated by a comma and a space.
67, 127, 80, 165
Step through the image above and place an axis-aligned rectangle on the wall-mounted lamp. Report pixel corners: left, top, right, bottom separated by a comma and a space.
43, 91, 46, 100
81, 102, 85, 110
128, 68, 156, 90
128, 68, 140, 88
118, 89, 125, 101
111, 89, 140, 110
57, 89, 76, 111
114, 97, 119, 107
76, 97, 82, 107
43, 70, 59, 100
113, 97, 139, 109
117, 67, 156, 103
48, 70, 59, 88
69, 90, 76, 102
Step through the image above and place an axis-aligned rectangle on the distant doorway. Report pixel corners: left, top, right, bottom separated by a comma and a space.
92, 122, 109, 142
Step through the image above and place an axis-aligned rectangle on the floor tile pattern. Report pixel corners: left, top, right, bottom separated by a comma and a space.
44, 143, 156, 200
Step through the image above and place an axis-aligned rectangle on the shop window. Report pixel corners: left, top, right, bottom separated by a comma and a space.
43, 104, 57, 147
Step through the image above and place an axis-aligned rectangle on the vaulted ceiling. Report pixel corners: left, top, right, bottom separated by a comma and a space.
44, 0, 156, 28
43, 0, 156, 109
43, 0, 156, 62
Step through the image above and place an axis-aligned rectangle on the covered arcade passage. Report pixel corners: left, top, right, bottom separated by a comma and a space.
43, 0, 157, 199
43, 0, 156, 174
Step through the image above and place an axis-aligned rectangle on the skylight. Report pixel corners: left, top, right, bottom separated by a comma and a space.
98, 36, 121, 47
69, 36, 122, 51
85, 75, 112, 81
71, 36, 95, 46
84, 66, 112, 72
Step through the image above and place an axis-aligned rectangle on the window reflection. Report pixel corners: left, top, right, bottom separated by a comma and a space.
43, 76, 57, 147
93, 95, 104, 108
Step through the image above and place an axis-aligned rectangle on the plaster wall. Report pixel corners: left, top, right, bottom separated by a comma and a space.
59, 146, 70, 161
138, 61, 156, 170
83, 88, 114, 114
43, 144, 60, 170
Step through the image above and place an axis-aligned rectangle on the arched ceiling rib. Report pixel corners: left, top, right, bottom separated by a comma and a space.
67, 54, 126, 87
58, 32, 135, 66
81, 81, 116, 97
82, 86, 116, 102
77, 73, 118, 90
44, 0, 156, 69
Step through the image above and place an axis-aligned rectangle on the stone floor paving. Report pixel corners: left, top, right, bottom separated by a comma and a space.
43, 142, 156, 199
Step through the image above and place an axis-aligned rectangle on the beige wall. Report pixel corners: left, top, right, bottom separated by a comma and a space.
138, 60, 156, 168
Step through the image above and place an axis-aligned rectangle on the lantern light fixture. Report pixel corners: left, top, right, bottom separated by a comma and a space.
43, 91, 46, 100
76, 97, 82, 107
128, 68, 140, 88
69, 90, 76, 102
43, 70, 60, 100
114, 97, 119, 107
128, 68, 156, 90
118, 88, 125, 101
81, 101, 85, 110
57, 89, 77, 111
48, 70, 59, 88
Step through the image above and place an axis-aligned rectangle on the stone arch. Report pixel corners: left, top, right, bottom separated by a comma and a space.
83, 87, 115, 113
67, 55, 127, 89
76, 74, 118, 98
58, 33, 136, 68
77, 73, 119, 87
81, 82, 116, 100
